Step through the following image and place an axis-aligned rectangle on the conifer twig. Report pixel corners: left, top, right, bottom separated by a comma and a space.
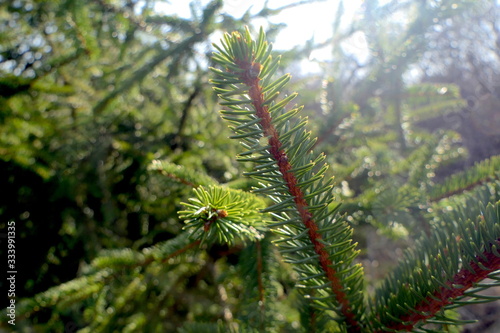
211, 27, 364, 332
378, 240, 500, 331
237, 56, 359, 331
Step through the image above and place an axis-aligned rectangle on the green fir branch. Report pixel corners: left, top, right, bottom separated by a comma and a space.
18, 233, 202, 321
237, 237, 283, 331
209, 26, 500, 333
371, 200, 500, 332
179, 185, 268, 245
432, 181, 500, 229
16, 270, 112, 320
210, 27, 365, 331
149, 159, 218, 188
430, 155, 500, 202
87, 232, 198, 271
403, 83, 466, 124
78, 275, 146, 333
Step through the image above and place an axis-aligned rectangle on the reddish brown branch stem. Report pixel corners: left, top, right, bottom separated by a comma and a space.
157, 169, 199, 188
379, 240, 500, 332
164, 240, 201, 262
430, 176, 498, 202
119, 239, 201, 269
235, 59, 362, 331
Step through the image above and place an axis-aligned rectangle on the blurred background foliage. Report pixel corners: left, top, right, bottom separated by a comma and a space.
1, 0, 499, 331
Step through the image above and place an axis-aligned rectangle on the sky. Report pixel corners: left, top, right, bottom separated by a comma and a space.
157, 0, 365, 49
221, 0, 364, 49
156, 0, 368, 72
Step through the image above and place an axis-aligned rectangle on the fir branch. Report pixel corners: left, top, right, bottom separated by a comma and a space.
143, 231, 199, 263
88, 232, 200, 272
382, 250, 500, 332
149, 159, 217, 188
210, 27, 365, 331
15, 235, 204, 323
83, 275, 146, 333
179, 185, 268, 245
15, 270, 113, 321
237, 237, 281, 331
372, 200, 500, 332
433, 181, 500, 224
404, 83, 466, 124
430, 155, 500, 202
162, 239, 201, 261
